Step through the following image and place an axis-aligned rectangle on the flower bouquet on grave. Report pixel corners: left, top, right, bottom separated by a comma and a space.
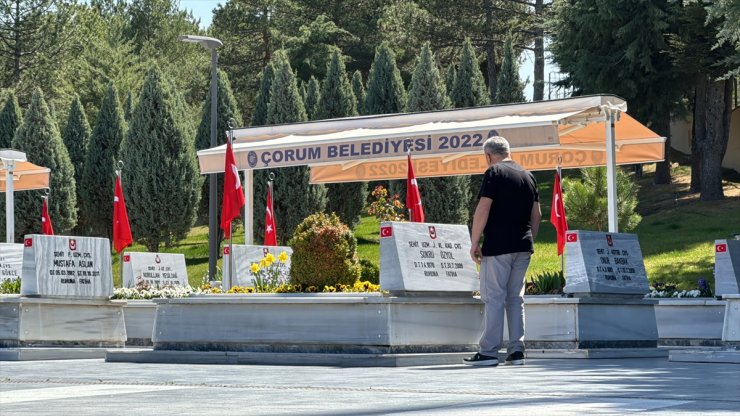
249, 251, 290, 293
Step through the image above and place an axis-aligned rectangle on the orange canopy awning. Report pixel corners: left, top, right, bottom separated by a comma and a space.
0, 160, 50, 192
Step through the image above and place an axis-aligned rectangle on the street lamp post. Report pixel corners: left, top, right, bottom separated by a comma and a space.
179, 35, 223, 283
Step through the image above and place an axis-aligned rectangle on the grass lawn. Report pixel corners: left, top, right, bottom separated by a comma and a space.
120, 163, 739, 292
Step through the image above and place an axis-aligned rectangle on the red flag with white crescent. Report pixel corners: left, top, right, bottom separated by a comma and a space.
550, 171, 568, 255
406, 154, 425, 223
221, 141, 245, 239
41, 198, 54, 235
113, 175, 133, 253
264, 184, 277, 246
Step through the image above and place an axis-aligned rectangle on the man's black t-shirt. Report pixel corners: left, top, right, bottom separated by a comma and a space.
478, 160, 539, 256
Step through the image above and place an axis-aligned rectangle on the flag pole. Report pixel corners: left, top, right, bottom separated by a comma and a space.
406, 147, 412, 222
226, 121, 235, 292
556, 157, 564, 277
117, 161, 124, 285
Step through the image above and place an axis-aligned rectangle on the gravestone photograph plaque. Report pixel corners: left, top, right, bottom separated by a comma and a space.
379, 221, 479, 292
0, 243, 23, 281
564, 230, 649, 296
122, 252, 188, 288
20, 235, 113, 298
714, 239, 740, 296
223, 245, 293, 287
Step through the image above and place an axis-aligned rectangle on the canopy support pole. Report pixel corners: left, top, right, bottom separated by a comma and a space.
244, 170, 253, 245
5, 167, 13, 243
604, 108, 620, 232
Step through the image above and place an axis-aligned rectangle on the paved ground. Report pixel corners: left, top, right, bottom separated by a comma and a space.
1, 357, 738, 415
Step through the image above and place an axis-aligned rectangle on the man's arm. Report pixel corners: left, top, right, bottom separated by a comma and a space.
530, 201, 542, 240
470, 197, 492, 264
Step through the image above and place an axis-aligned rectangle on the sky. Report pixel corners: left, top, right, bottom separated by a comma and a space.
180, 1, 559, 101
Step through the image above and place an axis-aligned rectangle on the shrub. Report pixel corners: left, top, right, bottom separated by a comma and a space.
563, 167, 641, 232
526, 270, 565, 295
359, 258, 379, 284
289, 213, 361, 288
0, 277, 21, 294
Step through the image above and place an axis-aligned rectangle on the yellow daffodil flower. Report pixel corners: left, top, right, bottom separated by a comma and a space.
278, 251, 289, 262
250, 263, 260, 274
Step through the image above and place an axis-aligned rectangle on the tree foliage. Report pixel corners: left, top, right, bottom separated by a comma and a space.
120, 67, 202, 251
450, 38, 490, 108
253, 51, 326, 244
304, 76, 321, 120
11, 88, 77, 238
496, 34, 526, 104
365, 42, 407, 115
61, 94, 91, 230
563, 167, 641, 232
195, 69, 243, 225
80, 84, 126, 238
351, 70, 366, 115
0, 90, 21, 148
250, 63, 274, 127
316, 50, 366, 229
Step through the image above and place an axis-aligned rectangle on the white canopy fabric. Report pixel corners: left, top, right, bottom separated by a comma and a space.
197, 95, 660, 175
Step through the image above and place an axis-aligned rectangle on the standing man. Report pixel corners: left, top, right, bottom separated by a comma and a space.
464, 136, 541, 366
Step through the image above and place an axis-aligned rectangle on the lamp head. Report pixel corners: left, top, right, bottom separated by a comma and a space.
178, 35, 222, 50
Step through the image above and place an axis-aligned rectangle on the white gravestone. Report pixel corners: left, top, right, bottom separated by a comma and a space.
564, 230, 649, 296
223, 245, 293, 287
380, 221, 479, 292
20, 235, 113, 299
122, 252, 188, 288
714, 239, 740, 296
0, 243, 24, 281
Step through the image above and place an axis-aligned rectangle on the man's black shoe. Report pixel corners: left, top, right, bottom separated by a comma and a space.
463, 353, 498, 366
505, 351, 525, 365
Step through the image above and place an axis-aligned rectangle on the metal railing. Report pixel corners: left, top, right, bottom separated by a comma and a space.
547, 72, 573, 100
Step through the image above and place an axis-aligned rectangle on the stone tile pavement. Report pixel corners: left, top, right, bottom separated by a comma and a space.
1, 357, 738, 415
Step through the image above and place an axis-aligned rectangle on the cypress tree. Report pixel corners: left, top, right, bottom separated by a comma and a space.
80, 84, 126, 239
450, 39, 491, 224
299, 79, 307, 104
407, 44, 469, 225
304, 76, 321, 121
496, 34, 526, 104
120, 67, 202, 251
250, 63, 274, 127
62, 94, 91, 232
316, 50, 367, 229
0, 91, 23, 234
351, 70, 366, 115
451, 38, 490, 108
0, 91, 22, 149
124, 91, 134, 122
253, 50, 326, 244
11, 88, 77, 238
195, 69, 243, 225
445, 66, 456, 101
365, 43, 407, 115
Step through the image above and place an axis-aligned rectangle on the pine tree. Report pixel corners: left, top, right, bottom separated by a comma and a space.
316, 50, 367, 229
496, 34, 526, 104
351, 70, 366, 115
407, 43, 469, 225
451, 38, 490, 108
253, 51, 326, 244
195, 69, 243, 225
365, 43, 407, 115
11, 88, 77, 239
80, 84, 126, 239
299, 79, 307, 104
450, 39, 491, 224
304, 76, 321, 121
0, 91, 22, 149
250, 63, 274, 127
62, 94, 91, 232
120, 67, 202, 251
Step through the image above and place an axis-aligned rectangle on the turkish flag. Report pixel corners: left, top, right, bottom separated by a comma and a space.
113, 175, 133, 253
406, 154, 425, 223
264, 184, 277, 246
380, 226, 393, 238
716, 244, 727, 253
550, 172, 568, 255
41, 198, 54, 235
221, 141, 245, 239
